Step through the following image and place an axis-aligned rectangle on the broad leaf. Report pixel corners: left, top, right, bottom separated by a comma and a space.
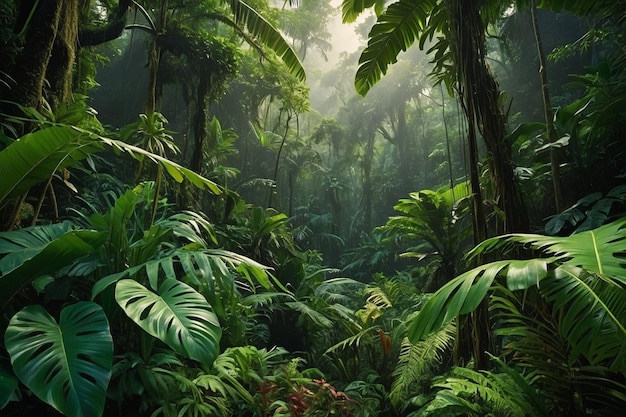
115, 279, 222, 365
0, 126, 102, 207
470, 217, 626, 284
407, 261, 509, 343
4, 302, 113, 417
0, 227, 106, 310
541, 266, 626, 372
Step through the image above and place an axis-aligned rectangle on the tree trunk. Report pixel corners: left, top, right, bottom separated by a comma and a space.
450, 0, 533, 369
530, 0, 565, 213
1, 1, 77, 118
454, 0, 529, 235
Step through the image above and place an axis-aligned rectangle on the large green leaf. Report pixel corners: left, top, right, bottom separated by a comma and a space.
408, 218, 626, 372
354, 0, 437, 95
115, 279, 222, 365
4, 302, 113, 417
541, 265, 626, 372
0, 227, 107, 310
471, 217, 626, 285
0, 125, 102, 207
407, 261, 509, 343
92, 248, 270, 306
0, 125, 222, 211
341, 0, 385, 23
0, 221, 73, 274
226, 0, 305, 82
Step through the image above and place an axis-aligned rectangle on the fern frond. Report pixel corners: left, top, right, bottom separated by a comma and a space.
389, 322, 455, 407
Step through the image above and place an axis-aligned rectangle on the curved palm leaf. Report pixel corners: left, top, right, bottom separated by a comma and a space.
407, 260, 511, 343
225, 0, 305, 82
0, 226, 106, 310
408, 218, 626, 373
341, 0, 385, 23
0, 125, 102, 207
354, 0, 438, 95
115, 279, 222, 365
0, 125, 222, 211
470, 217, 626, 284
4, 302, 113, 417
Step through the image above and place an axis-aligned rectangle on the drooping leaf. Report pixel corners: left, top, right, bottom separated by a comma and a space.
0, 125, 102, 208
470, 217, 626, 285
341, 0, 384, 23
99, 136, 223, 194
354, 0, 437, 95
4, 302, 113, 417
115, 279, 222, 365
407, 260, 509, 343
226, 0, 305, 82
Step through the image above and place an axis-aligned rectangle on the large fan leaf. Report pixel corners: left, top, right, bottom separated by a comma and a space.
471, 217, 626, 285
4, 302, 113, 417
541, 266, 626, 372
0, 226, 106, 310
0, 126, 102, 207
226, 0, 305, 82
354, 0, 438, 95
407, 261, 509, 343
115, 279, 222, 365
0, 125, 222, 211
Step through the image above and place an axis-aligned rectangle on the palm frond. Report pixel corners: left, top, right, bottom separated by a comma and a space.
226, 0, 305, 82
325, 326, 378, 354
542, 266, 626, 372
340, 0, 385, 23
355, 0, 438, 95
469, 217, 626, 284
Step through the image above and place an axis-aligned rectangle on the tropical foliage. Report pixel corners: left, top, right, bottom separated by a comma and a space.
1, 0, 626, 416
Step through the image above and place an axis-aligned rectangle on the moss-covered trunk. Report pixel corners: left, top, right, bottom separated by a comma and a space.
2, 0, 78, 118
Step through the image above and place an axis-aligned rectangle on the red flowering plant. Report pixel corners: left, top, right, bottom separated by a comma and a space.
255, 359, 358, 417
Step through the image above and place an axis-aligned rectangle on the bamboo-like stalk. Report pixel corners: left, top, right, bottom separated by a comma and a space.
530, 0, 565, 213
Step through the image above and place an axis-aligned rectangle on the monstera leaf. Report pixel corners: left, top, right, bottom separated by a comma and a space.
115, 279, 222, 365
4, 302, 113, 417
